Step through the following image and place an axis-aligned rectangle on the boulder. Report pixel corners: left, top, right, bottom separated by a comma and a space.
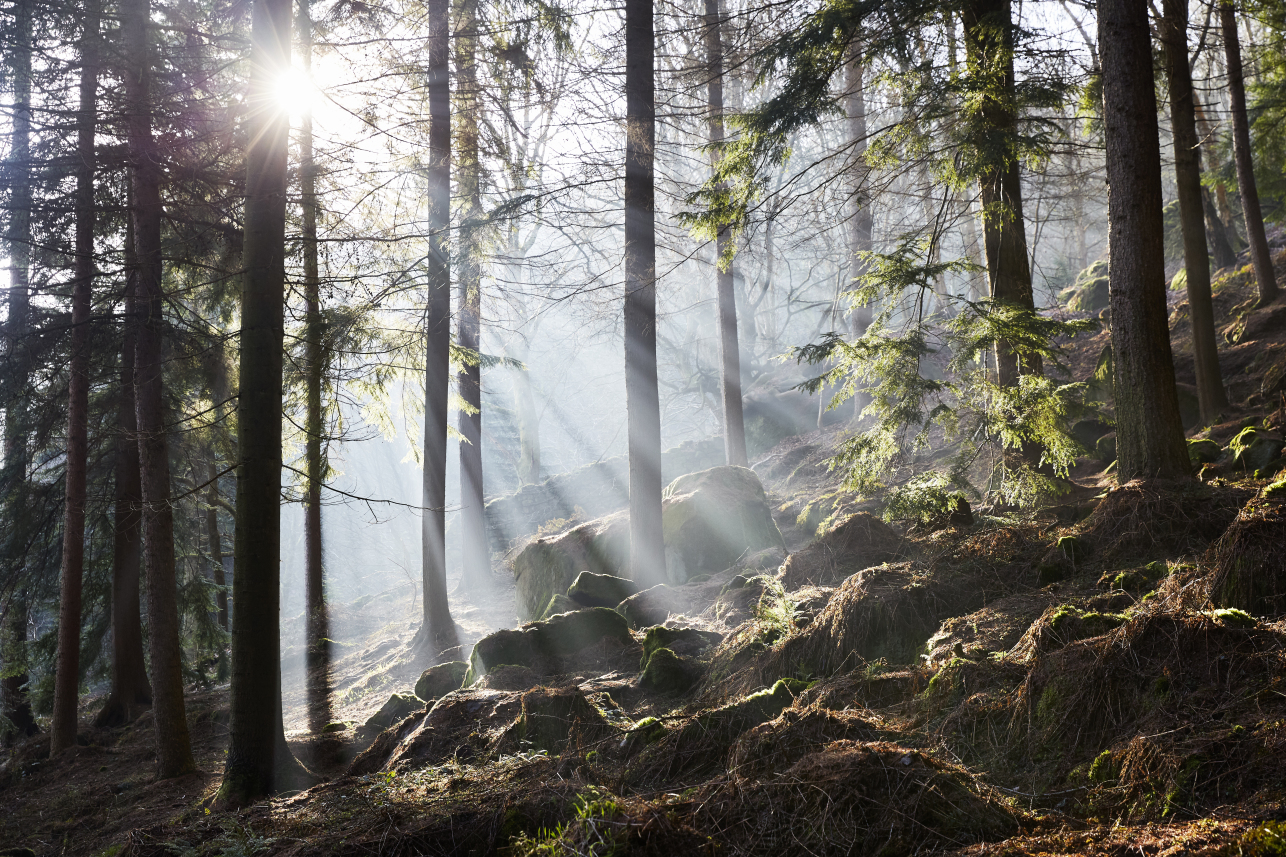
539, 593, 580, 619
641, 626, 723, 664
511, 513, 630, 620
616, 584, 682, 629
567, 571, 638, 608
1065, 262, 1109, 315
1188, 438, 1222, 464
661, 466, 785, 585
1095, 432, 1117, 463
362, 692, 424, 734
475, 664, 542, 691
1230, 428, 1284, 474
466, 607, 634, 683
414, 661, 469, 703
639, 647, 698, 694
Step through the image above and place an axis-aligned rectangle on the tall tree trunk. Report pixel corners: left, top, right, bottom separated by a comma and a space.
845, 55, 874, 419
961, 0, 1041, 386
94, 212, 152, 730
704, 0, 747, 467
219, 0, 300, 804
455, 0, 489, 592
123, 0, 196, 779
1160, 0, 1228, 426
296, 0, 330, 734
206, 463, 228, 631
625, 0, 664, 587
51, 0, 101, 755
1098, 0, 1191, 480
419, 0, 456, 648
1, 0, 37, 746
1220, 0, 1278, 304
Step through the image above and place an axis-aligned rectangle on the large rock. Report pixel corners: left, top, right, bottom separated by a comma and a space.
1061, 260, 1109, 314
1231, 428, 1284, 474
616, 584, 683, 629
466, 607, 634, 683
511, 513, 629, 620
567, 571, 638, 608
414, 661, 469, 703
361, 691, 425, 735
661, 466, 785, 585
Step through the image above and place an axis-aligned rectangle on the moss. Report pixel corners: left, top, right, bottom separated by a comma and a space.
1212, 607, 1258, 628
1089, 749, 1117, 783
629, 716, 666, 742
639, 648, 697, 695
1057, 535, 1088, 563
640, 626, 722, 667
1237, 821, 1286, 857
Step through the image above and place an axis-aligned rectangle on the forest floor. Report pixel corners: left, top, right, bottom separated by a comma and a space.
5, 248, 1286, 857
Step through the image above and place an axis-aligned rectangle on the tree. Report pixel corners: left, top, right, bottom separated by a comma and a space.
624, 0, 664, 588
122, 0, 196, 779
1220, 0, 1278, 305
845, 48, 874, 413
94, 212, 152, 729
297, 0, 331, 734
1098, 0, 1190, 480
960, 0, 1040, 387
456, 0, 489, 593
704, 0, 747, 468
420, 0, 456, 647
1158, 0, 1228, 426
50, 0, 100, 755
219, 0, 301, 803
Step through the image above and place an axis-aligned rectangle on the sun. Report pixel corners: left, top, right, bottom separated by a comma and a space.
274, 66, 319, 118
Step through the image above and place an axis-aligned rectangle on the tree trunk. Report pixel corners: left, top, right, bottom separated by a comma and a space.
1, 0, 38, 746
1098, 0, 1191, 480
455, 0, 489, 592
704, 0, 747, 468
94, 210, 152, 730
296, 0, 330, 734
51, 0, 100, 755
206, 462, 228, 631
1160, 0, 1228, 426
845, 52, 874, 422
219, 0, 300, 804
419, 0, 456, 649
625, 0, 664, 588
961, 0, 1041, 386
1220, 0, 1278, 304
123, 0, 196, 779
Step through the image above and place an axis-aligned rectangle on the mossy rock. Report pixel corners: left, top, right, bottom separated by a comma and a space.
1211, 607, 1257, 629
1231, 428, 1284, 473
641, 626, 723, 666
511, 514, 630, 620
466, 607, 633, 683
363, 692, 425, 733
639, 647, 698, 694
504, 687, 616, 755
539, 593, 580, 620
321, 721, 349, 734
1068, 272, 1110, 315
1095, 432, 1117, 463
661, 466, 785, 585
567, 571, 638, 608
687, 679, 809, 744
414, 660, 468, 703
1188, 438, 1222, 464
616, 584, 680, 629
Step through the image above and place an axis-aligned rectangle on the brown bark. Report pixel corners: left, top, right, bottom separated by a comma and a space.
455, 0, 489, 593
1159, 0, 1228, 426
123, 0, 196, 779
625, 0, 664, 588
704, 0, 747, 467
94, 213, 152, 730
418, 0, 457, 650
51, 0, 100, 755
219, 0, 301, 804
297, 0, 330, 734
1220, 0, 1278, 304
961, 0, 1041, 386
1098, 0, 1192, 480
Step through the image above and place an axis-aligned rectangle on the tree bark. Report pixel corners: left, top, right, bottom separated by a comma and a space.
1099, 0, 1191, 480
455, 0, 489, 592
51, 0, 101, 755
94, 210, 153, 730
206, 463, 228, 630
1220, 0, 1278, 304
219, 0, 300, 804
420, 0, 456, 648
1159, 0, 1228, 426
961, 0, 1040, 386
625, 0, 665, 588
123, 0, 196, 779
1, 0, 38, 746
704, 0, 747, 467
296, 0, 330, 734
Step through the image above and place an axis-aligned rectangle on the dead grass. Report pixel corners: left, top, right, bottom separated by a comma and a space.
1072, 479, 1251, 563
1204, 496, 1286, 618
778, 512, 912, 589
